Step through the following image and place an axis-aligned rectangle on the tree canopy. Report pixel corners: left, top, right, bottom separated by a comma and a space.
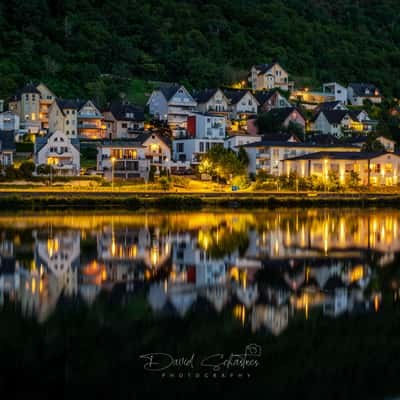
0, 0, 400, 102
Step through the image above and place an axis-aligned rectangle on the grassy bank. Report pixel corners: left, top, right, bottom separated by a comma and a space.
2, 193, 400, 210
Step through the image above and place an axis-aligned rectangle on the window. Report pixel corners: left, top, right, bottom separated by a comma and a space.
177, 143, 184, 152
313, 163, 323, 173
199, 142, 204, 152
66, 120, 69, 125
66, 110, 70, 114
66, 131, 69, 135
122, 123, 127, 128
25, 95, 29, 101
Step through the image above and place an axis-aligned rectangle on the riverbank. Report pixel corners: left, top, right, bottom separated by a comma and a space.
2, 192, 400, 209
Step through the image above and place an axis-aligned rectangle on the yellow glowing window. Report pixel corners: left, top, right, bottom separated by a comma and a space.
385, 163, 393, 173
31, 113, 36, 121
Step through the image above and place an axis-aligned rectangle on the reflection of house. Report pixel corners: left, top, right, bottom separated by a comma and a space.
251, 304, 289, 335
35, 231, 80, 296
34, 130, 80, 176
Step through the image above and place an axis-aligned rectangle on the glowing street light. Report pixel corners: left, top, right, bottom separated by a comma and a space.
111, 156, 116, 191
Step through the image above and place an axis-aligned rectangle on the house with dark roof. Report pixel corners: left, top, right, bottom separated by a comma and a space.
34, 130, 80, 176
222, 89, 259, 121
241, 139, 360, 175
312, 110, 361, 136
347, 83, 382, 105
282, 150, 400, 186
48, 99, 83, 138
249, 62, 293, 91
315, 100, 347, 113
49, 99, 105, 139
103, 101, 145, 139
254, 90, 291, 113
8, 83, 56, 133
0, 131, 16, 166
193, 88, 229, 116
147, 83, 197, 131
8, 83, 42, 134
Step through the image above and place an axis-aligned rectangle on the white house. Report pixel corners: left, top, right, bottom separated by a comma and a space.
254, 90, 291, 113
312, 110, 359, 136
48, 99, 80, 138
34, 130, 80, 176
0, 111, 19, 132
223, 90, 259, 120
147, 83, 197, 130
347, 83, 382, 105
322, 82, 348, 104
193, 88, 229, 116
249, 62, 293, 91
97, 142, 150, 181
242, 140, 360, 176
173, 113, 225, 163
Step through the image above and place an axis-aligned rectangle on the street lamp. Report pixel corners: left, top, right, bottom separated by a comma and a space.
111, 156, 116, 191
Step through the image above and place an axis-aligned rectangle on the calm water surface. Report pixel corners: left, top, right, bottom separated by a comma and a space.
2, 209, 400, 397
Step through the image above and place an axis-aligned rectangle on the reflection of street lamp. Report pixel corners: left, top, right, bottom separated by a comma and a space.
111, 156, 116, 191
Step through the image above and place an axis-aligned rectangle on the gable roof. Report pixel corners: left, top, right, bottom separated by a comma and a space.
316, 110, 354, 124
318, 101, 346, 111
107, 101, 145, 121
193, 88, 220, 104
134, 132, 171, 147
254, 90, 276, 105
158, 83, 182, 101
0, 131, 16, 152
284, 150, 387, 161
254, 62, 284, 76
262, 132, 301, 142
348, 83, 380, 97
35, 131, 80, 154
11, 83, 40, 101
223, 89, 255, 105
54, 99, 85, 117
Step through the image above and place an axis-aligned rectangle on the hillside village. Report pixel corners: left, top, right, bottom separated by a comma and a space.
0, 61, 400, 189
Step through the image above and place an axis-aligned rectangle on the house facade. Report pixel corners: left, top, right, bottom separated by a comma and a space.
347, 83, 382, 105
134, 132, 171, 173
78, 100, 106, 139
282, 151, 400, 186
36, 83, 56, 130
48, 99, 80, 138
223, 90, 259, 121
242, 141, 360, 175
34, 130, 80, 176
322, 82, 348, 104
97, 142, 150, 181
0, 111, 19, 132
193, 89, 229, 116
103, 102, 145, 139
147, 83, 197, 130
173, 113, 226, 163
9, 84, 42, 134
249, 62, 293, 91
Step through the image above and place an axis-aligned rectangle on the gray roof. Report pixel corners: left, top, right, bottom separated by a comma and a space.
35, 132, 80, 154
193, 88, 219, 103
254, 90, 276, 105
284, 150, 388, 161
254, 62, 281, 75
159, 83, 182, 101
349, 83, 380, 97
318, 101, 344, 111
242, 140, 358, 149
315, 110, 354, 124
106, 101, 144, 122
11, 83, 40, 101
0, 131, 16, 152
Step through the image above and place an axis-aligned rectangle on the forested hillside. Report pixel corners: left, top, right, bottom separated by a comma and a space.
1, 0, 400, 102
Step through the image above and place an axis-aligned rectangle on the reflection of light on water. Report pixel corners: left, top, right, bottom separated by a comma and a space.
374, 295, 380, 312
233, 304, 246, 326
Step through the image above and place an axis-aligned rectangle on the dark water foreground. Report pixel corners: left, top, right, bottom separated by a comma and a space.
1, 209, 400, 398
